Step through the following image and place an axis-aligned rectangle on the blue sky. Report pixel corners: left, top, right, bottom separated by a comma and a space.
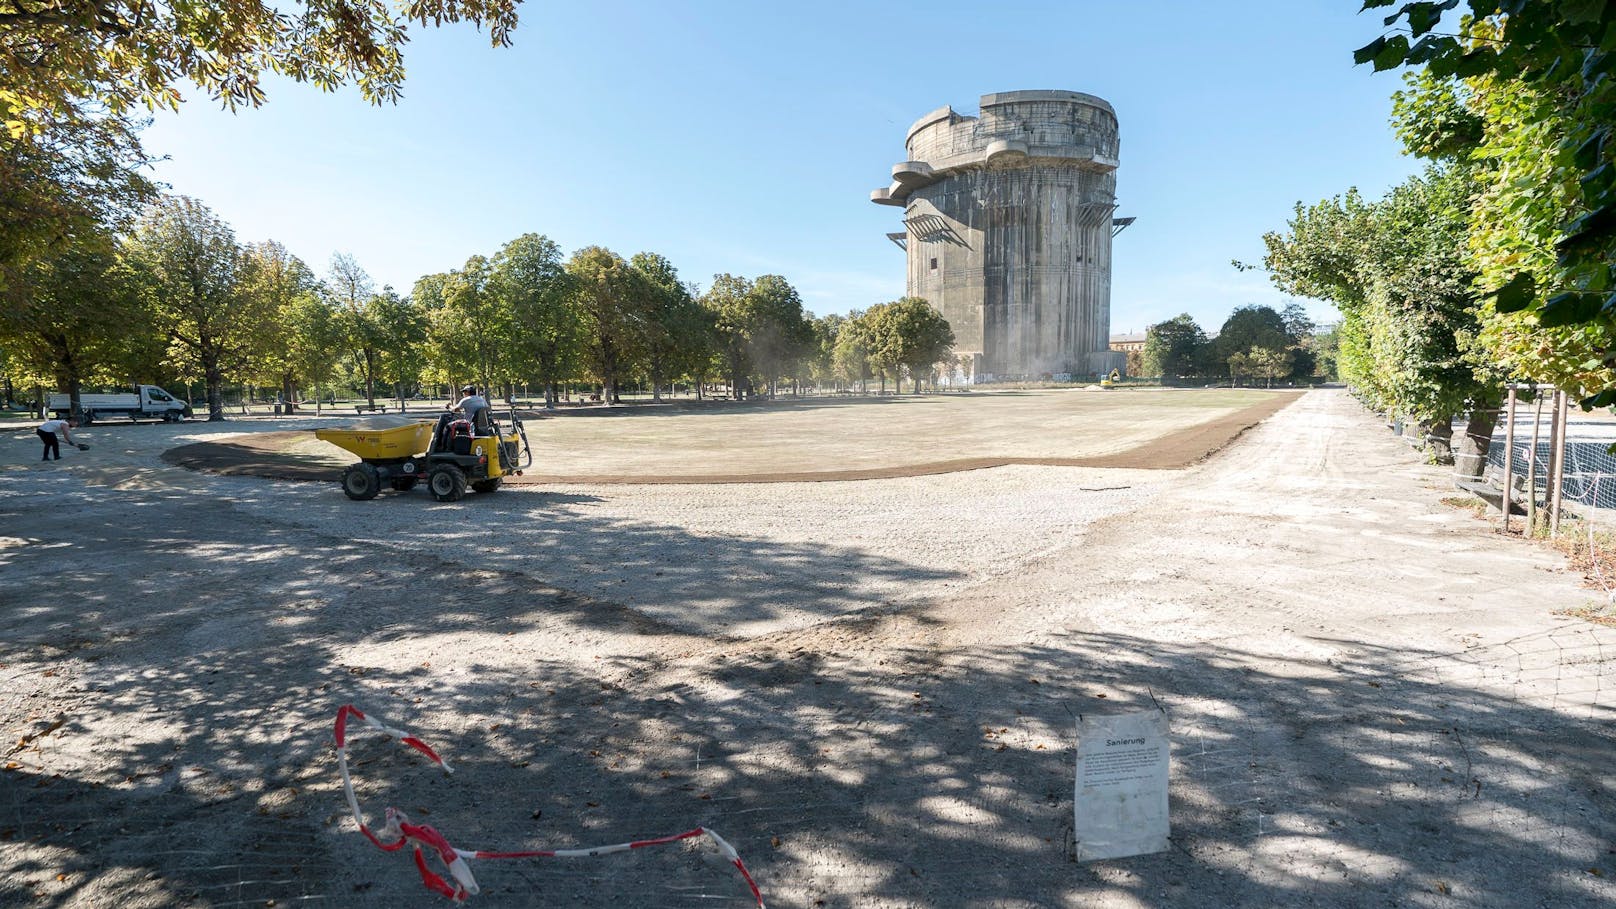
140, 1, 1417, 335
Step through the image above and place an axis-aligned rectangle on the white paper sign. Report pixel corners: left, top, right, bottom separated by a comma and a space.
1073, 709, 1170, 860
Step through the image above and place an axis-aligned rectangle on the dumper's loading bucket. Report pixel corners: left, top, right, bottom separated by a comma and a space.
314, 416, 435, 461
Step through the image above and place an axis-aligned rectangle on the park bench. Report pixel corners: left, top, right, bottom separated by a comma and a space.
353, 403, 389, 414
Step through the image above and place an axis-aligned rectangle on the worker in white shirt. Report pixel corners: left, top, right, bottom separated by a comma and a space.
36, 417, 79, 461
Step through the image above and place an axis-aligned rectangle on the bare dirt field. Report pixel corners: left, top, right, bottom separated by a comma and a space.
161, 387, 1299, 483
2, 388, 1613, 908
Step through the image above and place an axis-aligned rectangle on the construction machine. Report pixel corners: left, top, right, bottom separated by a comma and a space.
315, 409, 532, 502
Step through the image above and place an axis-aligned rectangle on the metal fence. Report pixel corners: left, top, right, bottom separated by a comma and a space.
1483, 387, 1616, 602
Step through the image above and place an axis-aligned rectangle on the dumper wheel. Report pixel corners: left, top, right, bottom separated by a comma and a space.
471, 478, 501, 494
391, 477, 419, 491
428, 464, 466, 502
342, 463, 381, 500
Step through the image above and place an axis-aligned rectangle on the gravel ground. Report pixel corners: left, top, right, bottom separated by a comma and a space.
2, 389, 1613, 908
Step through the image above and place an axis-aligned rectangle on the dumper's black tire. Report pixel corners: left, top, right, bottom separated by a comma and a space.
390, 477, 419, 491
471, 478, 501, 493
341, 463, 381, 500
428, 464, 466, 502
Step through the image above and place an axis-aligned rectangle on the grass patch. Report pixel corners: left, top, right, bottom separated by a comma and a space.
1438, 494, 1488, 518
1542, 520, 1616, 589
1554, 603, 1616, 628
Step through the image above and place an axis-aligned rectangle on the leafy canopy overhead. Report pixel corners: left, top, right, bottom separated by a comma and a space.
1354, 1, 1616, 336
0, 0, 523, 135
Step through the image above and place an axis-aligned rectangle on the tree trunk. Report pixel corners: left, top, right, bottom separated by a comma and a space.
206, 367, 225, 421
282, 374, 297, 413
65, 374, 81, 420
1421, 416, 1454, 465
1453, 408, 1496, 482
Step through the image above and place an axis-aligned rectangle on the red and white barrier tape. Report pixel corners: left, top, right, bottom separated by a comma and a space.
334, 704, 765, 906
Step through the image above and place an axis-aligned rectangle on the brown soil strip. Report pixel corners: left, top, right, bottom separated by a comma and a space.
162, 392, 1301, 485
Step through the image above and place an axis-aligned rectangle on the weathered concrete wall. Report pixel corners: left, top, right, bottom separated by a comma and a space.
873, 90, 1125, 378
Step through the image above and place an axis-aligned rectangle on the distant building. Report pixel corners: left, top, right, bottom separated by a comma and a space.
1109, 332, 1147, 352
872, 90, 1132, 380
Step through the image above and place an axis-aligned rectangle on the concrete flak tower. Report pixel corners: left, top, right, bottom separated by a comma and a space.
872, 90, 1129, 380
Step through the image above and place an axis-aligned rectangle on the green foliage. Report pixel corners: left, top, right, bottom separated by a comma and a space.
1455, 56, 1616, 394
809, 313, 846, 388
368, 288, 425, 401
327, 252, 388, 405
831, 308, 874, 389
1264, 164, 1500, 419
0, 109, 153, 299
1358, 1, 1616, 401
0, 225, 141, 406
633, 252, 715, 400
123, 196, 266, 420
282, 293, 344, 406
861, 297, 955, 393
493, 233, 578, 404
745, 275, 815, 395
1229, 345, 1293, 387
566, 246, 647, 403
1216, 305, 1289, 363
1142, 314, 1209, 379
699, 273, 813, 397
437, 255, 501, 390
0, 0, 522, 136
241, 240, 322, 401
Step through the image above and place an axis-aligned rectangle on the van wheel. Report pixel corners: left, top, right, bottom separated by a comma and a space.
341, 463, 381, 500
428, 464, 466, 502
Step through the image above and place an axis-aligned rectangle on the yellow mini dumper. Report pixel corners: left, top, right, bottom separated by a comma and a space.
314, 412, 530, 502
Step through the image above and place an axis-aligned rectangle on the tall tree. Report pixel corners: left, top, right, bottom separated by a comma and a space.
630, 252, 708, 402
567, 246, 646, 404
700, 273, 813, 399
745, 275, 814, 397
832, 309, 874, 392
370, 288, 426, 407
241, 240, 321, 410
1214, 305, 1291, 377
439, 256, 502, 392
328, 253, 384, 407
283, 293, 344, 413
492, 233, 577, 407
0, 227, 137, 416
124, 196, 260, 421
811, 313, 846, 391
863, 297, 956, 394
701, 273, 756, 398
1142, 314, 1209, 379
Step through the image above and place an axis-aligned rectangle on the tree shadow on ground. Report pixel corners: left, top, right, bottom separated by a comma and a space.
3, 470, 1613, 907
